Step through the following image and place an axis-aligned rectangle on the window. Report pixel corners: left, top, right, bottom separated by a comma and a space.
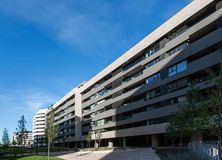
123, 71, 143, 84
97, 99, 105, 105
168, 78, 188, 92
166, 42, 189, 57
148, 116, 170, 125
96, 117, 112, 126
145, 58, 160, 69
177, 61, 187, 73
123, 54, 145, 71
146, 72, 161, 84
90, 113, 95, 118
168, 60, 187, 77
90, 104, 96, 111
145, 88, 161, 100
98, 89, 106, 97
146, 46, 160, 58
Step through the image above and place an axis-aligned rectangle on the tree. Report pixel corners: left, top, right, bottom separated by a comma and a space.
167, 60, 222, 157
1, 128, 10, 147
204, 63, 222, 160
86, 131, 92, 148
16, 115, 27, 146
95, 130, 102, 149
12, 139, 17, 146
45, 107, 58, 160
166, 106, 189, 146
167, 87, 211, 146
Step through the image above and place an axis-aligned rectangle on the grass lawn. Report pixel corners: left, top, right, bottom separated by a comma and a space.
3, 155, 63, 160
0, 147, 72, 154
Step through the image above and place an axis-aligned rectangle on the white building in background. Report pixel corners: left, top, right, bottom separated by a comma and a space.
32, 108, 48, 146
12, 131, 33, 147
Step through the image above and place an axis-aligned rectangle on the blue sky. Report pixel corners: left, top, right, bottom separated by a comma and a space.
0, 0, 191, 139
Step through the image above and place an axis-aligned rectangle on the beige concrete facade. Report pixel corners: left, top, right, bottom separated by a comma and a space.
49, 0, 222, 148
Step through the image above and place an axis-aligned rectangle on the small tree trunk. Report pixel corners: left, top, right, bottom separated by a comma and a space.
218, 89, 222, 160
218, 135, 221, 160
218, 104, 222, 160
48, 141, 50, 160
172, 139, 175, 147
179, 135, 183, 147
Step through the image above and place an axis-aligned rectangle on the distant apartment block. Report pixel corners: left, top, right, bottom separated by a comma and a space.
32, 109, 48, 146
49, 0, 222, 148
12, 131, 33, 147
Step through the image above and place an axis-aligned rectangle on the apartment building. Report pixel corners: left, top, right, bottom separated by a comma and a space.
33, 109, 48, 146
13, 131, 33, 147
50, 0, 222, 148
52, 82, 85, 148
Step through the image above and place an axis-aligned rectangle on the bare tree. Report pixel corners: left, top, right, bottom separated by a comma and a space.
95, 130, 102, 149
45, 107, 58, 160
16, 115, 27, 146
86, 131, 92, 148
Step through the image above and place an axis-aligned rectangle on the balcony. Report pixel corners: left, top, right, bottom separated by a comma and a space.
122, 71, 143, 84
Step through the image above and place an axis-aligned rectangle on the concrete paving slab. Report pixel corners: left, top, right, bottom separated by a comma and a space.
58, 148, 160, 160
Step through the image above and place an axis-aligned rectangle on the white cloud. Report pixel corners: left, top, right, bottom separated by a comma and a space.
23, 90, 57, 112
0, 0, 155, 57
0, 88, 59, 113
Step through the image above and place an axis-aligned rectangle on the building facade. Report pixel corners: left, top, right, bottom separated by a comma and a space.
50, 0, 222, 148
32, 109, 48, 146
13, 131, 33, 147
52, 82, 85, 148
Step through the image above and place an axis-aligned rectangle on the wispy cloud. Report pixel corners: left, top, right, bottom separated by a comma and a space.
0, 88, 59, 113
0, 88, 59, 135
17, 89, 58, 112
0, 0, 155, 57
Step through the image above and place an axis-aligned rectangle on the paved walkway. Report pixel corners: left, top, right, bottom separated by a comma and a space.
58, 148, 160, 160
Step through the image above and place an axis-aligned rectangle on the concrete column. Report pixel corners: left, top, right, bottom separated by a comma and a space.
151, 135, 158, 148
108, 139, 113, 148
123, 137, 126, 148
146, 135, 150, 147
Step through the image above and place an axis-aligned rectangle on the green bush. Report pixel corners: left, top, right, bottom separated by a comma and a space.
156, 148, 208, 160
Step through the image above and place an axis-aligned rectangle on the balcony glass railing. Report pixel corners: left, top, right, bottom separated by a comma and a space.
122, 71, 143, 84
166, 42, 189, 57
146, 72, 161, 84
123, 55, 145, 71
145, 58, 160, 69
145, 47, 160, 58
168, 25, 188, 42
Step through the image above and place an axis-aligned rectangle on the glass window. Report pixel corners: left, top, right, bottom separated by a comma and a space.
98, 89, 106, 97
123, 71, 143, 84
146, 72, 161, 84
168, 60, 187, 77
168, 65, 177, 77
146, 88, 160, 100
97, 99, 105, 105
90, 104, 96, 111
97, 119, 105, 126
145, 58, 160, 69
177, 61, 187, 73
